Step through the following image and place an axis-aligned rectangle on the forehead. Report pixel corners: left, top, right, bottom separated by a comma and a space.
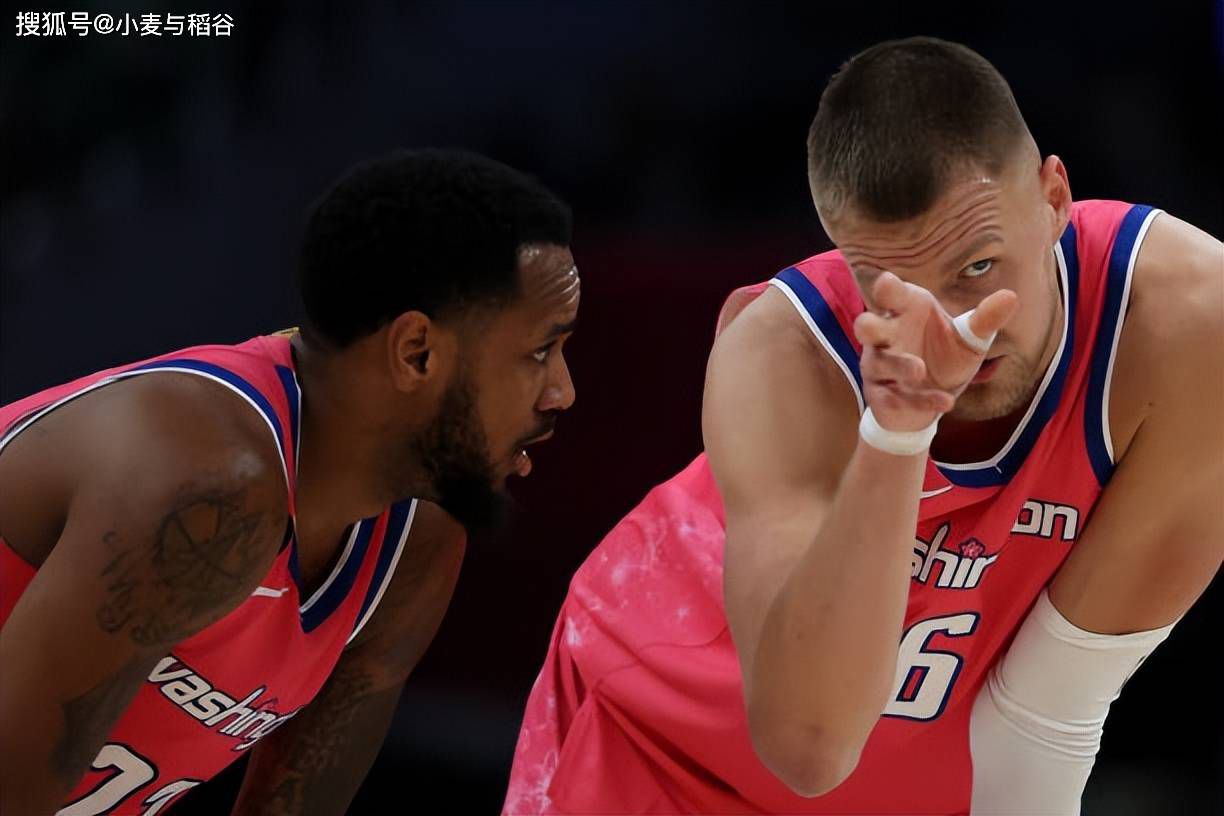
492, 244, 580, 330
831, 176, 1006, 264
518, 244, 579, 302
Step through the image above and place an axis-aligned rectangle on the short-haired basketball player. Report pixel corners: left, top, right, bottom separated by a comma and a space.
0, 149, 580, 815
505, 38, 1221, 814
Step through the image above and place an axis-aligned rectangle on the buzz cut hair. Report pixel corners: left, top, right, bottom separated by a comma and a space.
298, 149, 572, 349
807, 36, 1032, 223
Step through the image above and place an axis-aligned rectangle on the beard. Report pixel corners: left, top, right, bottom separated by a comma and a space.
949, 304, 1063, 422
948, 354, 1039, 421
951, 266, 1065, 422
400, 371, 509, 535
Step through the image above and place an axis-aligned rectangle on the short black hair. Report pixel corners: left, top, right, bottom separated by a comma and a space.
298, 148, 572, 348
807, 37, 1030, 223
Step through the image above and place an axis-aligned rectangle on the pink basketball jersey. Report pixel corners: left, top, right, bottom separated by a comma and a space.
504, 200, 1162, 814
0, 334, 417, 815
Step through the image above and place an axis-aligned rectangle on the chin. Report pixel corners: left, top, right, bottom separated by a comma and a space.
949, 391, 1017, 421
951, 368, 1034, 421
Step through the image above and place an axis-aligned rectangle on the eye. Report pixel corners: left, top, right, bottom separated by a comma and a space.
961, 258, 995, 279
531, 344, 554, 364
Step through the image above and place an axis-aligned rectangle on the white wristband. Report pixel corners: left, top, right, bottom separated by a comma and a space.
859, 407, 939, 456
952, 308, 996, 354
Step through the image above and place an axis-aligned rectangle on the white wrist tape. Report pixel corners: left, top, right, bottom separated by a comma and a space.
858, 407, 939, 456
969, 589, 1178, 815
953, 309, 996, 354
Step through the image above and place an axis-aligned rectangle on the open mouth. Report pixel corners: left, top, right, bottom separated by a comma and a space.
971, 356, 1003, 384
511, 430, 555, 478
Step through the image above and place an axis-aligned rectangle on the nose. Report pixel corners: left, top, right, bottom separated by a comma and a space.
937, 289, 979, 323
537, 354, 576, 413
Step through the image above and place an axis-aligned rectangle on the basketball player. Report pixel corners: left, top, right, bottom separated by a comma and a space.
0, 149, 580, 815
504, 38, 1221, 814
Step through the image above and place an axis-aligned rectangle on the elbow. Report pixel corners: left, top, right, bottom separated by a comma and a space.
747, 717, 864, 798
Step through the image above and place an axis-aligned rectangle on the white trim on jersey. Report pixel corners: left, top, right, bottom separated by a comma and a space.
299, 520, 362, 614
1101, 208, 1162, 464
0, 378, 124, 454
0, 366, 292, 491
347, 499, 418, 645
768, 277, 866, 414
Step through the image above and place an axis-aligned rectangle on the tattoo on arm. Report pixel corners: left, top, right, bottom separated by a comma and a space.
50, 657, 149, 786
235, 662, 403, 816
232, 506, 462, 815
96, 488, 270, 646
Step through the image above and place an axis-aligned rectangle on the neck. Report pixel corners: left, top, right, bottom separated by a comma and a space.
291, 335, 403, 529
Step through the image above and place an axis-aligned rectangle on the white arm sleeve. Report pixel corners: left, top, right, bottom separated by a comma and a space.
969, 589, 1177, 815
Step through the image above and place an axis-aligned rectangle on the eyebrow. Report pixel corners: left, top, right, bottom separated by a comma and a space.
945, 232, 1004, 273
542, 318, 578, 341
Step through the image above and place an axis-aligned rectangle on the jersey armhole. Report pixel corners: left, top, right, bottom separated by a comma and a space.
1084, 206, 1163, 485
346, 499, 419, 645
769, 268, 865, 414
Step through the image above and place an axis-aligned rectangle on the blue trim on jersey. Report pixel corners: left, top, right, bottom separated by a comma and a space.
351, 500, 415, 636
274, 365, 301, 467
278, 524, 295, 556
271, 364, 305, 588
1083, 205, 1154, 486
934, 224, 1080, 488
286, 534, 303, 584
300, 517, 377, 634
773, 266, 863, 392
129, 359, 289, 464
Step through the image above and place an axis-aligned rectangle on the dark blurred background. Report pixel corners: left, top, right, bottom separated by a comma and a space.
3, 1, 1221, 813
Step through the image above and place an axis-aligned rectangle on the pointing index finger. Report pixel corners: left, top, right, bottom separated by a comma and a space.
952, 289, 1019, 353
969, 288, 1020, 339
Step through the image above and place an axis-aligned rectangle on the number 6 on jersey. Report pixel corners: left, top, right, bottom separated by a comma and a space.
883, 613, 980, 721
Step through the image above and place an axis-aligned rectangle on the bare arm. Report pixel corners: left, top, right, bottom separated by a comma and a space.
707, 279, 1015, 796
1050, 213, 1223, 632
969, 214, 1223, 813
231, 501, 465, 816
0, 376, 287, 815
706, 289, 915, 797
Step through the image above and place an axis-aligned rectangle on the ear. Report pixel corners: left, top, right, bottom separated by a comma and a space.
1038, 155, 1072, 242
385, 311, 444, 393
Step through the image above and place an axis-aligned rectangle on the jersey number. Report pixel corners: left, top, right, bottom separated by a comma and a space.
56, 743, 201, 816
882, 612, 979, 721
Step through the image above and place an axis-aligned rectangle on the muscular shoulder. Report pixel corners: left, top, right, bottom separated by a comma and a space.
1129, 213, 1222, 366
1046, 214, 1221, 633
708, 284, 859, 407
0, 372, 291, 651
0, 371, 288, 569
97, 372, 285, 475
704, 286, 859, 511
1108, 213, 1223, 458
1049, 214, 1222, 632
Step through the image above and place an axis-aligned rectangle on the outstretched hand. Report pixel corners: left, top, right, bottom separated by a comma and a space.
853, 272, 1019, 432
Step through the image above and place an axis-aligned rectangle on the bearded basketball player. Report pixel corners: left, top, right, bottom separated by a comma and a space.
505, 38, 1221, 815
0, 149, 580, 815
